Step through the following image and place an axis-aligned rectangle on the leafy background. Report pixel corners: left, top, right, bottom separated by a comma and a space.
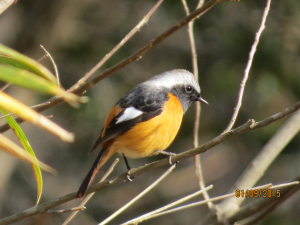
0, 0, 299, 224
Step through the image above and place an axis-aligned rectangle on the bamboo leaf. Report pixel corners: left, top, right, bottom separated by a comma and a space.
0, 64, 83, 107
0, 44, 57, 84
0, 133, 55, 173
0, 108, 43, 204
0, 91, 74, 142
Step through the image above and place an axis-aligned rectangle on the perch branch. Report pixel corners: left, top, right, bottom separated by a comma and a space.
0, 99, 299, 225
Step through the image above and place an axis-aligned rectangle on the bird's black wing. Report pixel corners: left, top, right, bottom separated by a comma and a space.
89, 86, 168, 153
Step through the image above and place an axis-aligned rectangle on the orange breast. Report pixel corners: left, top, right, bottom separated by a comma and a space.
111, 93, 184, 158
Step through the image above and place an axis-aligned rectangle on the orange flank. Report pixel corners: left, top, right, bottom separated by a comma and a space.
112, 93, 183, 158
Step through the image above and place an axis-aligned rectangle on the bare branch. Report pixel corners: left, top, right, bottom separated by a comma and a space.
134, 182, 295, 223
240, 181, 300, 225
122, 185, 213, 225
45, 206, 85, 214
99, 164, 176, 225
181, 0, 213, 209
223, 0, 271, 132
0, 0, 226, 133
218, 109, 300, 217
69, 0, 164, 92
0, 83, 12, 92
0, 100, 299, 225
62, 158, 119, 225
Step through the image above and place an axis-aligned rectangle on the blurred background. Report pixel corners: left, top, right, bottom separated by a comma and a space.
0, 0, 299, 224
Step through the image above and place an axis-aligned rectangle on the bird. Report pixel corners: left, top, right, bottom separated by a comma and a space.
76, 69, 208, 199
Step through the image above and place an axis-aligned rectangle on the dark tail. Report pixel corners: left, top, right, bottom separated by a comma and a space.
76, 148, 107, 199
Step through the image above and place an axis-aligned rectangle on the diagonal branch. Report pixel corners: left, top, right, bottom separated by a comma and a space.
0, 0, 227, 133
223, 0, 271, 132
0, 99, 299, 225
68, 0, 164, 92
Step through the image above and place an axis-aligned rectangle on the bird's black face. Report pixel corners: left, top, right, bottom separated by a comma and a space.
184, 84, 201, 102
170, 84, 207, 113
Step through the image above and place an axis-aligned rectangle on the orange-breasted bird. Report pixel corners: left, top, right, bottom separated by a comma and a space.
76, 69, 208, 198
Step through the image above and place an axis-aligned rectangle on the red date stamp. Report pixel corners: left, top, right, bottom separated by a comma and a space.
235, 189, 280, 198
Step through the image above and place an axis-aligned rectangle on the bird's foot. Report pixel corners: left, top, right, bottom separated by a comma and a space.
155, 150, 178, 165
124, 170, 133, 183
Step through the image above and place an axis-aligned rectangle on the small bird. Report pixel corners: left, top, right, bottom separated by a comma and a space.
76, 69, 208, 198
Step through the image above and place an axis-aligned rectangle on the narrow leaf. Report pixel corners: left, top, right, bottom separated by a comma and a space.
0, 44, 58, 84
1, 109, 43, 204
0, 91, 74, 142
0, 64, 82, 106
0, 133, 55, 173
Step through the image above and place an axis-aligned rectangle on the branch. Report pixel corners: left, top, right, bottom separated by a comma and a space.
0, 0, 226, 133
200, 181, 300, 225
68, 0, 164, 92
181, 0, 213, 209
45, 206, 85, 214
218, 109, 300, 217
122, 185, 213, 225
62, 158, 119, 225
0, 99, 299, 225
99, 164, 176, 225
240, 180, 300, 225
223, 0, 271, 132
131, 182, 298, 223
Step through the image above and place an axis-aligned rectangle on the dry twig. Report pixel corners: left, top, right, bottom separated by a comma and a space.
0, 99, 299, 225
99, 164, 176, 225
0, 0, 226, 134
122, 184, 213, 225
131, 182, 298, 223
62, 158, 120, 225
69, 0, 164, 92
223, 0, 271, 132
181, 0, 213, 209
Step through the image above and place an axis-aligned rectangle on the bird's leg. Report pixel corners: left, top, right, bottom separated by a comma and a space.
122, 154, 133, 182
155, 150, 178, 165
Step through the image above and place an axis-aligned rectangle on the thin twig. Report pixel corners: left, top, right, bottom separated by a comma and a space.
223, 0, 271, 132
99, 164, 176, 225
204, 180, 300, 225
134, 182, 298, 223
45, 206, 85, 214
68, 0, 164, 92
241, 182, 300, 225
37, 54, 48, 62
40, 45, 60, 87
0, 0, 225, 134
0, 100, 299, 225
218, 109, 300, 217
181, 0, 213, 209
62, 158, 119, 225
122, 185, 213, 225
0, 83, 12, 92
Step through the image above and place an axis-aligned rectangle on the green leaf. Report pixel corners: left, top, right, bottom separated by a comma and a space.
0, 64, 82, 107
0, 109, 43, 204
0, 43, 58, 84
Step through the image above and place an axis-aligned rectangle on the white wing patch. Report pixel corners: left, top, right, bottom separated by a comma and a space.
116, 107, 143, 124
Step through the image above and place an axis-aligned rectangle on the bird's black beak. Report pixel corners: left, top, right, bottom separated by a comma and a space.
198, 96, 208, 105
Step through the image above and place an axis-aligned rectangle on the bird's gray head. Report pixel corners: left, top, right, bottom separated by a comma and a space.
144, 69, 207, 112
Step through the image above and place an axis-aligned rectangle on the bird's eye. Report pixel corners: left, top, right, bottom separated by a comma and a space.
185, 85, 192, 93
